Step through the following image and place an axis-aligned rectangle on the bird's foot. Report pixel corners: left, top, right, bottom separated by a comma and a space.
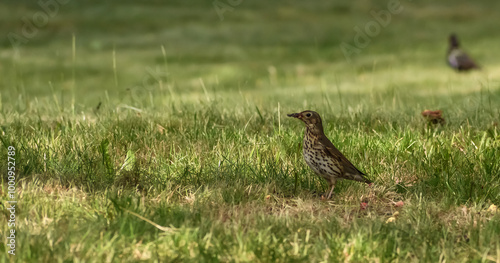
311, 191, 330, 200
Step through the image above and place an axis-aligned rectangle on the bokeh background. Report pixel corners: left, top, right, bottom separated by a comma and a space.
2, 0, 499, 114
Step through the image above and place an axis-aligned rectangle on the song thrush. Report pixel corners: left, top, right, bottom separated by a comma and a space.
288, 110, 371, 199
447, 33, 480, 71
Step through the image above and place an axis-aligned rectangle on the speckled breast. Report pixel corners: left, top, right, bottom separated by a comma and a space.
302, 133, 341, 180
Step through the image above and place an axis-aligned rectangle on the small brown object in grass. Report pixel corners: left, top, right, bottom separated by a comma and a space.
421, 110, 446, 125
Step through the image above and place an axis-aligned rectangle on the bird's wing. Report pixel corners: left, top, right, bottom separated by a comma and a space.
457, 53, 479, 70
317, 135, 368, 178
448, 49, 479, 70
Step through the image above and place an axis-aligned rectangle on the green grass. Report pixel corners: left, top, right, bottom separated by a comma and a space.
1, 0, 500, 262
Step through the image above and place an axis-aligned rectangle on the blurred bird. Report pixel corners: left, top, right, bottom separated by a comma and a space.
288, 110, 371, 199
447, 33, 480, 71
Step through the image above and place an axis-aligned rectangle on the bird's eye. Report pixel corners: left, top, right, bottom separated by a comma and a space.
306, 113, 312, 117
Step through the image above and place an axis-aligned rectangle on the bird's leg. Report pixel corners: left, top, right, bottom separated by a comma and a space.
326, 180, 336, 199
326, 185, 334, 199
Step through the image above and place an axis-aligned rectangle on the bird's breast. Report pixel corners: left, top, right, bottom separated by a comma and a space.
302, 136, 341, 177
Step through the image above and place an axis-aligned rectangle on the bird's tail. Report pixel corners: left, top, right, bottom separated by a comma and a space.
352, 173, 372, 184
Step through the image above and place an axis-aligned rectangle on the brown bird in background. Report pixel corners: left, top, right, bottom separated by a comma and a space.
288, 110, 371, 199
447, 33, 480, 71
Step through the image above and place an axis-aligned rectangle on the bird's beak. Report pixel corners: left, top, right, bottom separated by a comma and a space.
287, 113, 301, 118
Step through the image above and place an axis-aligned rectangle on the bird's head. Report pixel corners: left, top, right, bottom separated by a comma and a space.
449, 33, 459, 48
287, 110, 323, 131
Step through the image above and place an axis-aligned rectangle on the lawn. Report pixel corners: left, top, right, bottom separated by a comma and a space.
1, 0, 500, 262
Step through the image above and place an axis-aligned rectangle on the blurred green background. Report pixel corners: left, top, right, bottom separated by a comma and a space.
1, 0, 499, 115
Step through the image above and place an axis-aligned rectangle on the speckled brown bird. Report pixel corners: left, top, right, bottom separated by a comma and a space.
288, 110, 371, 199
